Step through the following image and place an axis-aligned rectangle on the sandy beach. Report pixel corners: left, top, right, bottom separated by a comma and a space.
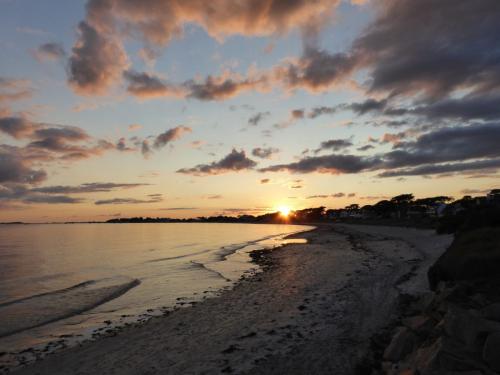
8, 224, 452, 375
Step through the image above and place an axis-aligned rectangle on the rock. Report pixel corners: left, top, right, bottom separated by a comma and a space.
415, 292, 436, 313
443, 306, 500, 351
482, 331, 500, 371
481, 303, 500, 322
414, 337, 478, 374
384, 327, 417, 362
402, 315, 435, 336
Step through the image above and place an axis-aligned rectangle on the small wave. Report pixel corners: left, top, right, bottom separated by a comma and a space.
189, 261, 231, 282
146, 247, 214, 263
0, 276, 140, 338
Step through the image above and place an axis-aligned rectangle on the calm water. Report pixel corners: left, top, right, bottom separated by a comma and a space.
0, 223, 311, 354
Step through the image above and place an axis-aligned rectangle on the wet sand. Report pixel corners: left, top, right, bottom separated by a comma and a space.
9, 224, 452, 375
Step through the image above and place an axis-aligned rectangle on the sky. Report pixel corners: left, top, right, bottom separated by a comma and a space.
0, 0, 499, 222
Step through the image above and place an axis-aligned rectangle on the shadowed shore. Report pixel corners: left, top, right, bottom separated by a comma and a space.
8, 224, 452, 375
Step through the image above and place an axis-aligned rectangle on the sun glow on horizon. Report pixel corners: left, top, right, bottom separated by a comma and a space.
277, 205, 291, 218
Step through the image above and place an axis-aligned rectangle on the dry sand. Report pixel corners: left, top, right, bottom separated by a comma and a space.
10, 224, 452, 375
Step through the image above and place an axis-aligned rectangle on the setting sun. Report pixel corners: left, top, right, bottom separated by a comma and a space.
277, 206, 291, 218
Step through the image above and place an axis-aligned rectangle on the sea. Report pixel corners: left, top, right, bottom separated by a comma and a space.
0, 222, 312, 358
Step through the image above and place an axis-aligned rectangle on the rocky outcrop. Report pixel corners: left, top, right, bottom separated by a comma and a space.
379, 280, 500, 375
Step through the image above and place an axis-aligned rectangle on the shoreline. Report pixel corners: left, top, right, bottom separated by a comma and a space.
5, 224, 452, 375
0, 224, 313, 371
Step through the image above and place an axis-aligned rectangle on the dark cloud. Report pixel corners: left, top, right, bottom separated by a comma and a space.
315, 139, 353, 153
308, 106, 336, 119
0, 183, 83, 205
23, 195, 84, 204
248, 111, 270, 126
357, 145, 374, 151
185, 75, 266, 101
262, 123, 500, 177
153, 126, 191, 149
116, 137, 135, 152
348, 99, 387, 115
68, 21, 127, 94
306, 195, 329, 199
177, 149, 257, 176
260, 178, 270, 184
353, 0, 500, 98
123, 70, 184, 98
378, 159, 500, 178
382, 123, 500, 170
413, 93, 500, 121
31, 182, 149, 194
0, 148, 47, 184
261, 154, 380, 174
0, 116, 35, 139
34, 43, 66, 61
252, 147, 279, 159
306, 192, 345, 199
95, 195, 163, 205
275, 47, 360, 92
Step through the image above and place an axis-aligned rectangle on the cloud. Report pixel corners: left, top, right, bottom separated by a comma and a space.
460, 188, 496, 195
34, 43, 66, 62
357, 145, 374, 151
378, 159, 500, 178
185, 74, 266, 101
0, 77, 32, 103
0, 147, 47, 184
140, 140, 152, 158
353, 0, 500, 98
291, 109, 305, 119
308, 106, 336, 119
306, 192, 345, 199
315, 139, 353, 153
261, 123, 500, 177
66, 0, 500, 107
261, 153, 379, 174
69, 0, 345, 96
260, 178, 270, 184
0, 116, 36, 139
177, 149, 257, 176
273, 47, 360, 93
413, 93, 500, 121
153, 126, 192, 149
252, 147, 279, 159
348, 99, 387, 115
68, 21, 127, 95
0, 182, 84, 205
123, 70, 185, 98
206, 194, 222, 199
95, 195, 163, 205
22, 195, 84, 204
31, 182, 149, 194
159, 207, 198, 211
248, 111, 270, 126
128, 124, 142, 131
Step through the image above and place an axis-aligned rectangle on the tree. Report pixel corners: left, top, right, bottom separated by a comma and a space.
390, 194, 414, 205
